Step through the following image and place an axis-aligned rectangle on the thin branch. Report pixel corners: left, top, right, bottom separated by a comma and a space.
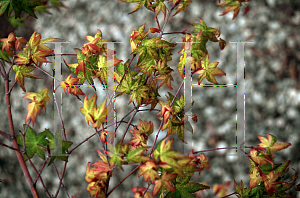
0, 141, 19, 151
54, 161, 69, 198
0, 129, 14, 140
107, 165, 140, 196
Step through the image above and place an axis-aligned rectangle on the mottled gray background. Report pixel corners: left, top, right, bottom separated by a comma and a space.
0, 0, 300, 197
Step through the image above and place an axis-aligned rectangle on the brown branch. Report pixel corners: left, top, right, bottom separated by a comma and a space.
1, 60, 40, 198
107, 165, 141, 196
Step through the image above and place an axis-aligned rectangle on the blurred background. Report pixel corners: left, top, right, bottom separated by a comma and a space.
0, 0, 300, 197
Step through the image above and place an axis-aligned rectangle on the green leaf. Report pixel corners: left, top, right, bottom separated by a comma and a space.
0, 42, 12, 63
0, 0, 46, 19
16, 124, 48, 160
8, 16, 26, 28
47, 128, 72, 166
125, 146, 150, 163
194, 54, 226, 85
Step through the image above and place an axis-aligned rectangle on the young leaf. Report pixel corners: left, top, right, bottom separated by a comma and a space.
61, 74, 85, 96
150, 0, 167, 20
13, 65, 42, 92
138, 160, 159, 183
217, 0, 242, 20
16, 124, 48, 160
22, 88, 51, 127
80, 94, 97, 126
119, 0, 154, 14
257, 133, 291, 154
152, 172, 177, 196
92, 98, 114, 129
194, 54, 226, 84
171, 0, 192, 17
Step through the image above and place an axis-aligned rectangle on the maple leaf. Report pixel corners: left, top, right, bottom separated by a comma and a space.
152, 172, 177, 196
154, 58, 174, 90
263, 171, 280, 194
257, 133, 291, 155
194, 54, 226, 84
171, 0, 192, 17
13, 64, 42, 92
249, 167, 264, 188
0, 0, 46, 19
14, 46, 31, 65
134, 56, 157, 76
0, 32, 15, 53
80, 94, 97, 126
248, 150, 274, 168
138, 161, 159, 184
46, 128, 73, 165
132, 186, 153, 198
61, 74, 85, 96
22, 88, 51, 126
92, 98, 114, 129
131, 36, 175, 65
136, 119, 154, 136
107, 141, 125, 171
150, 0, 167, 20
125, 146, 149, 163
16, 124, 48, 160
157, 100, 173, 124
119, 0, 155, 15
142, 79, 160, 111
152, 137, 185, 168
218, 0, 243, 20
128, 129, 149, 148
234, 180, 253, 197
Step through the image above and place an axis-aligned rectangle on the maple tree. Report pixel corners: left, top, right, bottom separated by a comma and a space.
0, 0, 299, 198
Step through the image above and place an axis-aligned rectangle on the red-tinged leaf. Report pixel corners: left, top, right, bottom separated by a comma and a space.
13, 65, 42, 92
264, 171, 280, 194
257, 133, 291, 153
61, 74, 84, 96
22, 88, 51, 127
0, 32, 15, 53
137, 119, 154, 135
218, 0, 242, 20
150, 0, 167, 20
244, 4, 249, 15
15, 37, 27, 51
149, 28, 161, 33
199, 153, 210, 170
80, 94, 97, 126
194, 54, 226, 84
75, 60, 85, 77
138, 161, 159, 183
132, 186, 153, 198
14, 47, 31, 65
31, 50, 53, 66
153, 172, 177, 196
172, 0, 192, 17
249, 167, 264, 188
219, 38, 226, 50
157, 100, 173, 124
248, 149, 274, 168
92, 99, 114, 129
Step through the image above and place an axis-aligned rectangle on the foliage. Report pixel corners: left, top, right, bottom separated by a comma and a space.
0, 0, 299, 198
